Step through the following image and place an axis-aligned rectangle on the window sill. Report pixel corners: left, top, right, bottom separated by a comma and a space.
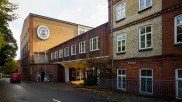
116, 52, 126, 55
174, 43, 182, 46
138, 6, 152, 13
116, 18, 125, 23
139, 48, 153, 52
90, 49, 99, 52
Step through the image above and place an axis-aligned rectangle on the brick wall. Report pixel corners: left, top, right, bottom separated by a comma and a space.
49, 23, 109, 63
162, 6, 182, 55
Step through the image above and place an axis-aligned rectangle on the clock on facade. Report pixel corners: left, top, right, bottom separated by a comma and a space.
37, 25, 50, 40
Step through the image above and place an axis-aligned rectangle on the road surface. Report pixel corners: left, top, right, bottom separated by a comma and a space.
0, 78, 108, 102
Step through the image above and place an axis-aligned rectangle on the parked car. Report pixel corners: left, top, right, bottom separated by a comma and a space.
10, 73, 21, 83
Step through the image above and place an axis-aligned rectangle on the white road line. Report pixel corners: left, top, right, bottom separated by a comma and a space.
52, 99, 62, 102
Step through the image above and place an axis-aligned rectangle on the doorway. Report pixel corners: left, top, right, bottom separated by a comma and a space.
41, 72, 45, 82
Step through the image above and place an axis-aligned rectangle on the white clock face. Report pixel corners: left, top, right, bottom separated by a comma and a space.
37, 25, 50, 40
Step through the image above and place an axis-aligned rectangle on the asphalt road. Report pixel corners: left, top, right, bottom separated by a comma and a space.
0, 78, 108, 102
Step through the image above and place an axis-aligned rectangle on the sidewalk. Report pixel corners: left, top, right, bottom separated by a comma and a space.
30, 81, 180, 102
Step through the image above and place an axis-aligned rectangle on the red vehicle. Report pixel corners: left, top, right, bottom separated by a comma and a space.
10, 73, 21, 83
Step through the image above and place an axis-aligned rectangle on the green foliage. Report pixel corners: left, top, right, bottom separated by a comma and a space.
0, 0, 18, 31
84, 75, 97, 86
0, 0, 18, 65
0, 33, 6, 50
3, 59, 18, 74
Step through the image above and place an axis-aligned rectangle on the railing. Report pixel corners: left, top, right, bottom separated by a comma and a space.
99, 79, 175, 98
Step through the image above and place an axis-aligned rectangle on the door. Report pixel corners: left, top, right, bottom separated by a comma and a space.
176, 69, 182, 99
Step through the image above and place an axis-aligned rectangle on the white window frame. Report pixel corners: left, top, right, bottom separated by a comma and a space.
175, 14, 182, 44
55, 51, 58, 59
139, 25, 153, 50
139, 0, 152, 11
117, 69, 126, 90
79, 41, 86, 54
140, 68, 153, 94
71, 44, 77, 55
117, 33, 126, 53
175, 68, 182, 99
90, 36, 99, 51
116, 2, 125, 21
64, 47, 69, 57
59, 49, 63, 58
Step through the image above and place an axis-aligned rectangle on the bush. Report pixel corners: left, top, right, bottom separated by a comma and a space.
84, 75, 97, 86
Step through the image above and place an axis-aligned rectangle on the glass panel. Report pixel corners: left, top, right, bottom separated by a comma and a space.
141, 35, 145, 41
146, 0, 151, 7
147, 70, 152, 76
178, 80, 182, 98
141, 78, 146, 92
122, 70, 126, 75
141, 41, 145, 48
140, 28, 145, 34
118, 76, 121, 89
122, 40, 125, 51
118, 41, 121, 52
178, 70, 182, 78
122, 77, 126, 89
118, 70, 121, 75
147, 78, 152, 93
177, 26, 182, 34
147, 34, 151, 40
141, 70, 146, 76
147, 41, 151, 47
177, 16, 182, 24
146, 26, 151, 33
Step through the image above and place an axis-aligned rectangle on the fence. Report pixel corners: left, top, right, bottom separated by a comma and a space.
99, 79, 176, 98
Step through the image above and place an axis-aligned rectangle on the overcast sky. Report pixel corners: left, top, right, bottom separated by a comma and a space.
9, 0, 108, 60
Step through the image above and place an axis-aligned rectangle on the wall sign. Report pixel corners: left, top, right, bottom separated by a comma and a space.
37, 25, 50, 40
128, 61, 136, 64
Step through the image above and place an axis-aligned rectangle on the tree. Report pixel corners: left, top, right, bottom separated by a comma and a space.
0, 0, 18, 31
2, 59, 18, 74
0, 33, 6, 50
0, 0, 18, 65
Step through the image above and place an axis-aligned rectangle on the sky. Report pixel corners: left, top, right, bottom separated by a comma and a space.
9, 0, 108, 60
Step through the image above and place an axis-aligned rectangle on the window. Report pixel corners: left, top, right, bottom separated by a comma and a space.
175, 14, 182, 44
140, 69, 153, 94
116, 2, 125, 21
71, 44, 77, 55
55, 51, 58, 59
59, 49, 63, 58
117, 69, 126, 90
139, 25, 152, 49
117, 33, 126, 53
51, 52, 55, 60
139, 0, 152, 11
79, 41, 86, 54
90, 36, 99, 51
64, 47, 69, 57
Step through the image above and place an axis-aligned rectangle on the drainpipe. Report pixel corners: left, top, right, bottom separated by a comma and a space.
110, 0, 114, 93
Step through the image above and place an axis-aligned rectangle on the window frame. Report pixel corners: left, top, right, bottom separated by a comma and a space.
116, 2, 126, 21
140, 68, 153, 94
139, 25, 153, 50
117, 69, 126, 90
90, 36, 99, 51
175, 14, 182, 45
55, 51, 58, 59
79, 41, 86, 54
71, 44, 77, 55
59, 49, 63, 58
117, 33, 126, 53
139, 0, 152, 11
64, 47, 69, 57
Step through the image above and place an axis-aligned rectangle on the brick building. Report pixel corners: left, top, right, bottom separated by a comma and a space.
49, 23, 109, 82
20, 13, 92, 82
108, 0, 182, 99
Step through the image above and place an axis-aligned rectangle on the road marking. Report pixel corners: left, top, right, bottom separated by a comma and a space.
52, 99, 62, 102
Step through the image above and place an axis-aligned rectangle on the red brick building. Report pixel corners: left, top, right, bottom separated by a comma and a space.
108, 0, 182, 99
